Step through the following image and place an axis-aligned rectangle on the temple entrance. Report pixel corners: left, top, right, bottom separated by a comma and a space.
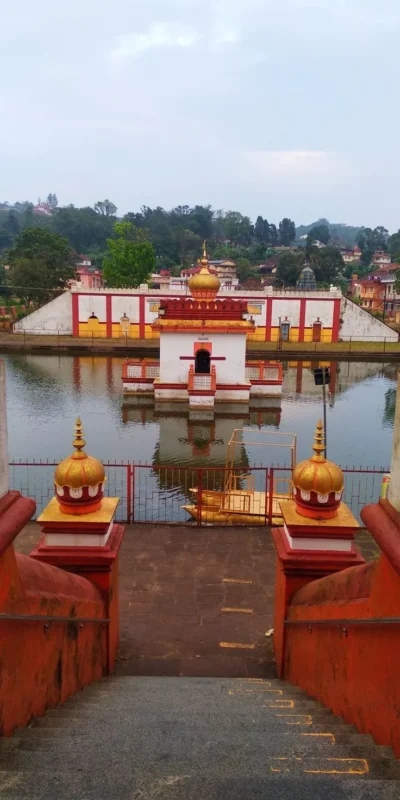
195, 349, 211, 374
312, 320, 322, 342
280, 321, 290, 342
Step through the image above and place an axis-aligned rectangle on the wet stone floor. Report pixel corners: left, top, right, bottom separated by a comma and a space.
16, 524, 379, 679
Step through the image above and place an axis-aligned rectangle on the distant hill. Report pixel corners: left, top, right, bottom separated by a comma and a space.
296, 218, 361, 247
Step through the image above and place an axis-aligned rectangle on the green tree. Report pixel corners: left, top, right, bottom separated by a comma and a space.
308, 223, 330, 245
275, 253, 303, 286
175, 228, 202, 265
278, 218, 296, 246
8, 228, 73, 271
8, 258, 75, 305
269, 223, 279, 246
388, 230, 400, 257
254, 216, 270, 244
46, 193, 58, 210
102, 222, 156, 288
52, 206, 114, 255
223, 211, 252, 245
236, 257, 252, 283
394, 270, 400, 295
309, 246, 344, 284
358, 226, 389, 266
94, 199, 117, 217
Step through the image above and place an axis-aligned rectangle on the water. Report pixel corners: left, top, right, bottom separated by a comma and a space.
2, 354, 397, 521
3, 354, 396, 467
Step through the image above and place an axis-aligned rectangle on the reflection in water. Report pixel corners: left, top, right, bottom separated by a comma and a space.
3, 354, 397, 475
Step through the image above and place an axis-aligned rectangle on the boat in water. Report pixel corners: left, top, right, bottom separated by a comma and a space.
183, 429, 297, 525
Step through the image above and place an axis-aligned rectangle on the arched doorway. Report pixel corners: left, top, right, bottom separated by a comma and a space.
195, 349, 211, 374
312, 320, 322, 342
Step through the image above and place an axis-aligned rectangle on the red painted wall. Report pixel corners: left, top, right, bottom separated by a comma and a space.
283, 551, 400, 756
0, 542, 108, 736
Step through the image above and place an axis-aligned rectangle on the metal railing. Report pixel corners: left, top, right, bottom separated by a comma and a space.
285, 618, 400, 627
0, 612, 109, 625
8, 461, 389, 526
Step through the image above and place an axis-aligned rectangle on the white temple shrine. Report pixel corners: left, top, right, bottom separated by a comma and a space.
122, 244, 283, 410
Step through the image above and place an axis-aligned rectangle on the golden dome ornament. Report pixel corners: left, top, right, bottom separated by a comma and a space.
188, 241, 220, 300
292, 419, 344, 519
54, 418, 106, 515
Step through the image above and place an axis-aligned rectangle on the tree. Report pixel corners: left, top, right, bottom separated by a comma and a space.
388, 230, 400, 257
358, 226, 389, 267
52, 206, 114, 255
394, 270, 400, 295
222, 211, 252, 245
254, 216, 270, 245
268, 223, 279, 247
94, 199, 117, 217
8, 258, 76, 305
275, 253, 303, 287
310, 246, 344, 284
236, 258, 252, 283
8, 228, 73, 271
102, 222, 156, 288
175, 228, 202, 265
278, 218, 296, 246
5, 211, 20, 236
46, 193, 58, 210
308, 223, 330, 245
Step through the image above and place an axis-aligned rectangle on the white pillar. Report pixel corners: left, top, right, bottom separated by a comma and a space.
0, 360, 9, 499
388, 371, 400, 512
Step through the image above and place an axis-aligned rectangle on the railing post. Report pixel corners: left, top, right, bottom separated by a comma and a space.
268, 467, 274, 527
131, 464, 135, 524
126, 464, 132, 523
197, 468, 203, 527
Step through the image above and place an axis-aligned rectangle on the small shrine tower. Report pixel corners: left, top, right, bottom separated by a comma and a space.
152, 243, 256, 408
272, 419, 364, 675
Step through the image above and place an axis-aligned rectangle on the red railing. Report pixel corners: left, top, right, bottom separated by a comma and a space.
8, 461, 389, 527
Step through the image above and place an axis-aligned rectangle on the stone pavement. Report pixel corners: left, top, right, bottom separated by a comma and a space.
15, 523, 380, 679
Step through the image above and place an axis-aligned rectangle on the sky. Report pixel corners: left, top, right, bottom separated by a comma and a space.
1, 0, 400, 229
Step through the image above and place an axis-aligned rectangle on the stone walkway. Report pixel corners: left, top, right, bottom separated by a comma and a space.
15, 523, 379, 679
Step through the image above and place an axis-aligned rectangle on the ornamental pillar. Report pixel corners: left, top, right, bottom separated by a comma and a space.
272, 420, 364, 676
31, 418, 124, 672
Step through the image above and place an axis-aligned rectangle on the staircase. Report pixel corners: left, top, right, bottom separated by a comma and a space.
1, 677, 399, 799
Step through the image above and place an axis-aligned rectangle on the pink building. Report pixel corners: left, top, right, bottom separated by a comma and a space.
72, 258, 103, 290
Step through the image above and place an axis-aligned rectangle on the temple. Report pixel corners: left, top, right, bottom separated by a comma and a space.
122, 243, 283, 409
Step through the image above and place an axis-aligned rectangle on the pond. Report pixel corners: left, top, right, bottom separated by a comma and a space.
2, 354, 397, 521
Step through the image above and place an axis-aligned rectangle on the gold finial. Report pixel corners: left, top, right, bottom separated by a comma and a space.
311, 419, 326, 461
72, 417, 87, 460
201, 240, 209, 267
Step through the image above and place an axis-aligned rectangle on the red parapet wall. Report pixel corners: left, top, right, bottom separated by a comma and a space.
280, 512, 400, 756
0, 490, 116, 737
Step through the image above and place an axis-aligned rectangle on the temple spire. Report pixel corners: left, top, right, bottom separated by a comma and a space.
311, 419, 326, 461
72, 417, 87, 459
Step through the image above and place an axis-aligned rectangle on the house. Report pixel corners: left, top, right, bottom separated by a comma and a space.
340, 246, 362, 264
372, 250, 391, 267
151, 270, 171, 291
33, 203, 52, 216
72, 257, 103, 290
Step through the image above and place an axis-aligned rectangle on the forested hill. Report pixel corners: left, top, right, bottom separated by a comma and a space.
0, 197, 392, 269
295, 218, 361, 247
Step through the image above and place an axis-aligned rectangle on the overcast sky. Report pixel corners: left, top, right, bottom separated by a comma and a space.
1, 0, 400, 229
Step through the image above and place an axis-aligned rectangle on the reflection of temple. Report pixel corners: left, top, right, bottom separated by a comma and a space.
121, 405, 282, 494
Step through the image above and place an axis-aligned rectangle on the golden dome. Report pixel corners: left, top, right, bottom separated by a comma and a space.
188, 241, 220, 298
54, 418, 106, 489
293, 420, 344, 496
